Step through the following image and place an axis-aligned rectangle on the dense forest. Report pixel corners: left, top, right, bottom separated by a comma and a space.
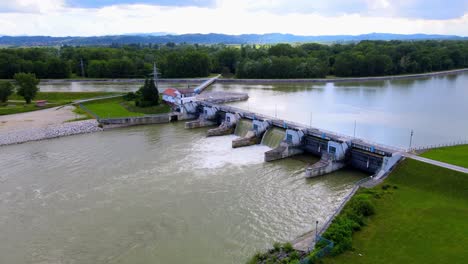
0, 40, 467, 79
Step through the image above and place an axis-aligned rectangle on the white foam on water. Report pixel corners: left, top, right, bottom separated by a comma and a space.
186, 135, 271, 170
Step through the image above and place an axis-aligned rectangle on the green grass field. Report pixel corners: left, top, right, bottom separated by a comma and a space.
82, 97, 170, 118
421, 145, 468, 168
324, 159, 468, 264
1, 92, 118, 115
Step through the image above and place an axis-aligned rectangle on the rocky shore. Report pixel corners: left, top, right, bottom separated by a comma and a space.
0, 120, 102, 146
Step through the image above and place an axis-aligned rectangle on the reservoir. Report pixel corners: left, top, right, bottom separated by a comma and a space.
40, 72, 468, 148
1, 72, 466, 263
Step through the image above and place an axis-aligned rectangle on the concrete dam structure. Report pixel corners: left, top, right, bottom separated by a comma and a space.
184, 101, 403, 178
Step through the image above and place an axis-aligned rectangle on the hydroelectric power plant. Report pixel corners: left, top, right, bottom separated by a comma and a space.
184, 99, 403, 180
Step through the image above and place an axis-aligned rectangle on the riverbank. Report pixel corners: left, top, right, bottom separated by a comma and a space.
250, 155, 468, 264
0, 119, 102, 146
32, 68, 468, 84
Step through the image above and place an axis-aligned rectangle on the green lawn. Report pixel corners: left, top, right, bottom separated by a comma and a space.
82, 97, 170, 118
1, 92, 118, 115
421, 145, 468, 168
324, 159, 468, 264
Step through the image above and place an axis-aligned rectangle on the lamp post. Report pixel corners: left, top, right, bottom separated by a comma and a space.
409, 129, 414, 150
315, 220, 319, 242
310, 112, 313, 128
353, 120, 357, 138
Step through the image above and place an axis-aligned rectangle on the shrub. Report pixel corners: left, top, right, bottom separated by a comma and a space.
320, 194, 377, 256
123, 92, 136, 101
0, 81, 13, 103
283, 242, 294, 253
273, 242, 281, 252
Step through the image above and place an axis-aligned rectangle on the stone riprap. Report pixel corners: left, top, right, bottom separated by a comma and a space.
0, 120, 102, 146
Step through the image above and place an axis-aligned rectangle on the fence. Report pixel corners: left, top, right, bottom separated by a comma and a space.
408, 140, 468, 152
79, 103, 100, 119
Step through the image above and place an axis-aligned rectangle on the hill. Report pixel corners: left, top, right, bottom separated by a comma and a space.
0, 33, 465, 46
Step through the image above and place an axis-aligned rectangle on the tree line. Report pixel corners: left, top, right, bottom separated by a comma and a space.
0, 40, 467, 79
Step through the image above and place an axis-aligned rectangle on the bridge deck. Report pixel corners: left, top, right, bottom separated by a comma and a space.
199, 101, 403, 156
194, 75, 220, 94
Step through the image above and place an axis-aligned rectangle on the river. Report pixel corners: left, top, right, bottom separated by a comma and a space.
40, 72, 468, 148
1, 73, 466, 263
0, 123, 364, 264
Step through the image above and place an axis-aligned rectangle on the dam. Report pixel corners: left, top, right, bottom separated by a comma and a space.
185, 100, 403, 179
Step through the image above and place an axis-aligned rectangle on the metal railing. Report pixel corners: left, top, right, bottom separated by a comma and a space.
408, 140, 468, 152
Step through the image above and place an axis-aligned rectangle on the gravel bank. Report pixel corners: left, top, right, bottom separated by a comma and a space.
0, 120, 102, 146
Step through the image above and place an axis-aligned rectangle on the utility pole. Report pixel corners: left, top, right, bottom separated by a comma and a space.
409, 129, 414, 150
353, 120, 357, 138
80, 58, 85, 77
153, 62, 160, 92
309, 112, 313, 128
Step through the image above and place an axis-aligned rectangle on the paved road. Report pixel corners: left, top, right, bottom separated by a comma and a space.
403, 153, 468, 174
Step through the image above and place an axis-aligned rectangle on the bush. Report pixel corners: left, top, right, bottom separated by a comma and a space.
123, 92, 136, 101
283, 242, 294, 253
0, 81, 13, 103
273, 242, 282, 252
322, 194, 376, 255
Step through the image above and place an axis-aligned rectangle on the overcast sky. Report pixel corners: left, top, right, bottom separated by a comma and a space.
0, 0, 467, 36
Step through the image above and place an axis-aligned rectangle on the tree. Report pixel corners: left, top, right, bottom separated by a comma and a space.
135, 78, 159, 107
0, 81, 13, 103
14, 73, 39, 104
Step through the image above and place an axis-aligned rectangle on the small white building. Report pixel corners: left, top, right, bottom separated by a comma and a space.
162, 88, 180, 105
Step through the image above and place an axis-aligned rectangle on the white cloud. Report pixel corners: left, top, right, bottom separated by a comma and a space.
0, 0, 65, 13
0, 1, 467, 36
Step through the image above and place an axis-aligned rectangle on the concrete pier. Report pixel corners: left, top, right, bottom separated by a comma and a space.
185, 116, 216, 129
265, 141, 304, 162
232, 119, 270, 148
305, 153, 346, 178
207, 122, 235, 136
232, 130, 260, 148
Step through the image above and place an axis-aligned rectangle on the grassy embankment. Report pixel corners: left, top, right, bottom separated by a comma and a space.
420, 145, 468, 168
81, 96, 170, 119
321, 159, 468, 264
249, 156, 468, 264
0, 92, 118, 115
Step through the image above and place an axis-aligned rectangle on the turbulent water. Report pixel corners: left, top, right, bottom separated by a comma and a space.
261, 128, 286, 149
234, 119, 253, 137
0, 123, 366, 264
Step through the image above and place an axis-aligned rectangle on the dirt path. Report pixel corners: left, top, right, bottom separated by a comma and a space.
0, 106, 83, 133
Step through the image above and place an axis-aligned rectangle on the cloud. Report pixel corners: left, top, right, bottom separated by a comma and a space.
67, 0, 215, 8
0, 1, 467, 36
0, 0, 65, 13
215, 0, 468, 20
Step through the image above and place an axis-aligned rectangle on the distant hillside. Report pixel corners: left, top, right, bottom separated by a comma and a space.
0, 33, 465, 46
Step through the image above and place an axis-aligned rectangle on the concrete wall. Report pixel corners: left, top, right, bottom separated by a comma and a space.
203, 107, 218, 120
99, 114, 172, 129
252, 120, 270, 135
225, 113, 239, 127
303, 136, 328, 156
285, 129, 304, 146
328, 141, 350, 161
349, 149, 384, 173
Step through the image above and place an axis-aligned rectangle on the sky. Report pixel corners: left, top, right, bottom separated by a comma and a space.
0, 0, 467, 36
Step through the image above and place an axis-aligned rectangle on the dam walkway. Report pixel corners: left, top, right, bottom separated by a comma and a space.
403, 153, 468, 173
